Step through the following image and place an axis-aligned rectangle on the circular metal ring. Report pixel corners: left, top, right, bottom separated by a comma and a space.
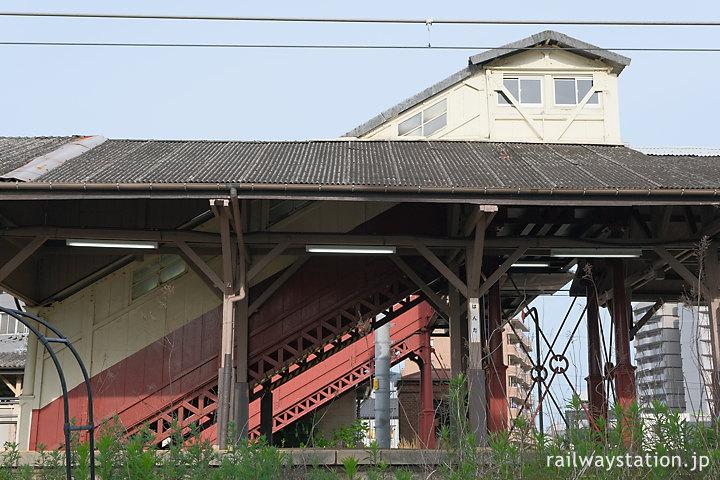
549, 354, 569, 374
531, 365, 548, 382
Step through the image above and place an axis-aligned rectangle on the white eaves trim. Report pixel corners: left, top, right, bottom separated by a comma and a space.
633, 146, 720, 157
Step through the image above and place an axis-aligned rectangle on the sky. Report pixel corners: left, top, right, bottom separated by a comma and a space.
1, 1, 716, 429
1, 1, 720, 147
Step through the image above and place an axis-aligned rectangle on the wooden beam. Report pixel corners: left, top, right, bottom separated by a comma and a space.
0, 235, 46, 283
390, 255, 450, 317
653, 206, 673, 239
477, 247, 527, 298
175, 240, 224, 295
463, 205, 498, 237
1, 226, 224, 244
230, 192, 250, 261
555, 86, 601, 141
246, 242, 290, 283
497, 85, 544, 140
218, 204, 234, 295
5, 226, 716, 251
0, 374, 19, 396
652, 246, 699, 288
468, 213, 490, 295
415, 244, 468, 297
249, 257, 308, 315
244, 232, 472, 248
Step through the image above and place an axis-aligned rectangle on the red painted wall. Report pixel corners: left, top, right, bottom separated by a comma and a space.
30, 308, 221, 449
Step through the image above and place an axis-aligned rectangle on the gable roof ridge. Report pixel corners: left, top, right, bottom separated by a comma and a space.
468, 30, 631, 75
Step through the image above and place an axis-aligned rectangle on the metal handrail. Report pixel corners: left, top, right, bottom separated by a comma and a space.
0, 307, 94, 480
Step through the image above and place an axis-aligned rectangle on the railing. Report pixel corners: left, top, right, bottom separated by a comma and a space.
0, 312, 30, 336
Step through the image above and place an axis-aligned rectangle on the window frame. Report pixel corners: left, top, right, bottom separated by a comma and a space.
131, 254, 187, 300
553, 76, 600, 107
397, 98, 447, 137
497, 76, 543, 107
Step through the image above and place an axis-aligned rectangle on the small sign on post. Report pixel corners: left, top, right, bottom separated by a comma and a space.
469, 297, 481, 343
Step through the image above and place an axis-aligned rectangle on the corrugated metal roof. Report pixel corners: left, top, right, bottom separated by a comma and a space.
0, 350, 25, 369
0, 336, 26, 369
12, 139, 718, 191
0, 136, 75, 176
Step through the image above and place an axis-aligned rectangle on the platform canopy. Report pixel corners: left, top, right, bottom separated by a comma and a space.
0, 135, 719, 316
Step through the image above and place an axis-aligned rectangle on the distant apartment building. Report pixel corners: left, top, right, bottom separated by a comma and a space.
633, 302, 714, 418
505, 318, 534, 424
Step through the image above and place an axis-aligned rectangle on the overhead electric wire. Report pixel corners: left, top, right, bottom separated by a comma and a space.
2, 12, 720, 27
1, 41, 720, 52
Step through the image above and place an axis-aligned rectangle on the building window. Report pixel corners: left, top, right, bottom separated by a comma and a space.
554, 77, 599, 105
0, 313, 29, 336
131, 254, 187, 300
498, 77, 542, 106
398, 99, 447, 137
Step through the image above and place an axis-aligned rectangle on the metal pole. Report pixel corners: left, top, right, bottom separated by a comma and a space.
374, 321, 391, 448
531, 308, 543, 435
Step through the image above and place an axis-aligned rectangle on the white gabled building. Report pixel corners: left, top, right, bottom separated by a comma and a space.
345, 30, 629, 145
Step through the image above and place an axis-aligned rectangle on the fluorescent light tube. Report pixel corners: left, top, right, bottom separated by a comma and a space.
511, 262, 550, 267
306, 245, 396, 254
67, 239, 158, 249
550, 248, 641, 258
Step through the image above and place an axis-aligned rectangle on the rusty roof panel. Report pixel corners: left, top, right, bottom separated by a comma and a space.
0, 136, 75, 177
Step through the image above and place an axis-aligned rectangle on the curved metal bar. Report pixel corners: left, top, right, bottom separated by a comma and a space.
0, 306, 95, 480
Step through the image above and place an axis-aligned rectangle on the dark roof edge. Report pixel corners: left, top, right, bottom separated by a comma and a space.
341, 65, 477, 138
468, 30, 631, 75
1, 181, 718, 203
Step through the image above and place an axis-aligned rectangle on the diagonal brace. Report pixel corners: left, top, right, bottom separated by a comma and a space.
390, 255, 450, 318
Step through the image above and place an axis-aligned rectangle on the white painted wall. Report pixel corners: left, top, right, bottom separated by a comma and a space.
361, 48, 622, 145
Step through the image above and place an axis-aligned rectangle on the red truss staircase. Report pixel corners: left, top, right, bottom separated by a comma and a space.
114, 257, 439, 446
123, 301, 433, 445
134, 301, 433, 445
248, 300, 433, 438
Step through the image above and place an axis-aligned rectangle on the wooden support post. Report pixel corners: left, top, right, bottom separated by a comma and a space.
485, 281, 508, 433
214, 201, 233, 448
418, 327, 436, 449
214, 199, 249, 448
466, 206, 496, 445
611, 260, 636, 411
585, 276, 607, 421
234, 296, 250, 440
